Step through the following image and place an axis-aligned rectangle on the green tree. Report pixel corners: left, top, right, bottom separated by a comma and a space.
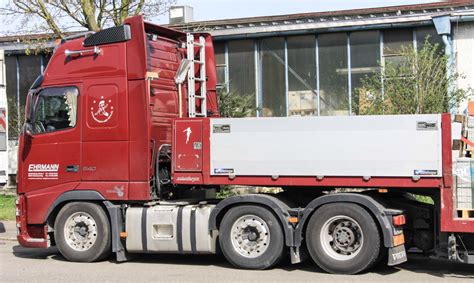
215, 89, 258, 198
357, 41, 470, 115
7, 95, 25, 138
217, 89, 257, 118
0, 0, 175, 38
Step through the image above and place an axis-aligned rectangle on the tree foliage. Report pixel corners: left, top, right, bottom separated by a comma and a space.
217, 89, 258, 118
0, 0, 176, 38
357, 40, 470, 115
7, 94, 25, 138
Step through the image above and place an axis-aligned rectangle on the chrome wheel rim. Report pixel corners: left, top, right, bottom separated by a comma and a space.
64, 212, 98, 251
320, 215, 364, 261
230, 215, 270, 258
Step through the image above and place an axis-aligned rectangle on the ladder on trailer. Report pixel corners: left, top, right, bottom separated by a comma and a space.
186, 33, 207, 118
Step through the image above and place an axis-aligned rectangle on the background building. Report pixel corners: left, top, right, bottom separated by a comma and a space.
169, 1, 474, 117
0, 1, 473, 178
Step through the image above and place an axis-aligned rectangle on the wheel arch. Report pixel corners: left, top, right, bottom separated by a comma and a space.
45, 190, 106, 226
44, 190, 126, 261
209, 194, 294, 247
294, 193, 401, 248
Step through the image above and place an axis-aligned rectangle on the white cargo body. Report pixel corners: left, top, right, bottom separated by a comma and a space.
210, 114, 442, 178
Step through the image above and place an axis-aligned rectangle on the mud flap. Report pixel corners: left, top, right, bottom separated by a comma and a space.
388, 245, 407, 266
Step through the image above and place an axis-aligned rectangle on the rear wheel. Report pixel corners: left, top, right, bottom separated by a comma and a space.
219, 205, 285, 269
305, 203, 381, 274
54, 202, 111, 262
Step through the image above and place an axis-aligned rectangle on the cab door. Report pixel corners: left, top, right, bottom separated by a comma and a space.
19, 86, 81, 194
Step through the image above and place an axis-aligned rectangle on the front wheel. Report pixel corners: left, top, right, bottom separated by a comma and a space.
305, 203, 381, 274
54, 202, 111, 262
219, 205, 285, 269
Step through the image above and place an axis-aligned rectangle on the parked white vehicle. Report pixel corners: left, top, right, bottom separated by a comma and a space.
0, 50, 9, 184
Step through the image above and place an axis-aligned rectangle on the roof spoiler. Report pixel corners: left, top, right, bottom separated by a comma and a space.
61, 31, 95, 44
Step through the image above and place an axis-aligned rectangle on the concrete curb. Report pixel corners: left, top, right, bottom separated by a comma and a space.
0, 221, 17, 241
0, 237, 16, 242
0, 188, 16, 196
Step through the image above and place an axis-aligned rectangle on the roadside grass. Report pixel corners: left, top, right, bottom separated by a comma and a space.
0, 195, 16, 220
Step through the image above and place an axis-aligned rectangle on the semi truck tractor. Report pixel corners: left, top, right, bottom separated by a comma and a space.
15, 15, 474, 274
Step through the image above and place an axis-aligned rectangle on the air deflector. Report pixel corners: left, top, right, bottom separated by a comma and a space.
84, 25, 131, 47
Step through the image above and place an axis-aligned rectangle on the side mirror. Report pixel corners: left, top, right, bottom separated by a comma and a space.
23, 122, 34, 136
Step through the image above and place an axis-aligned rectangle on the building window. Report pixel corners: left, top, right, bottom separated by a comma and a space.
5, 56, 18, 137
350, 30, 381, 115
287, 35, 317, 116
383, 28, 413, 67
5, 54, 43, 138
319, 33, 349, 116
260, 37, 286, 117
228, 40, 256, 100
213, 42, 227, 90
416, 26, 443, 51
19, 55, 42, 111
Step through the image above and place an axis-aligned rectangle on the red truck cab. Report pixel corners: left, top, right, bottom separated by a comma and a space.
18, 16, 217, 214
17, 16, 217, 243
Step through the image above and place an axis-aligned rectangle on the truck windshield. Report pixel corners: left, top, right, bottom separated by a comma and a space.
30, 87, 78, 134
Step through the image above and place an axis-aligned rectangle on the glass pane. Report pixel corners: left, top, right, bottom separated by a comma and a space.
19, 55, 42, 111
214, 42, 226, 87
5, 56, 18, 137
383, 29, 413, 55
416, 26, 444, 51
43, 53, 52, 66
0, 57, 4, 86
228, 40, 256, 99
260, 37, 286, 117
216, 66, 226, 87
213, 42, 225, 65
0, 133, 6, 151
350, 31, 380, 115
319, 33, 349, 116
287, 35, 317, 116
33, 87, 78, 134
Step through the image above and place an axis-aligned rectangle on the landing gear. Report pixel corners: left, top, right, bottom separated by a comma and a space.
219, 205, 285, 269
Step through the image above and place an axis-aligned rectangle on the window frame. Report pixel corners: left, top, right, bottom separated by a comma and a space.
30, 86, 79, 135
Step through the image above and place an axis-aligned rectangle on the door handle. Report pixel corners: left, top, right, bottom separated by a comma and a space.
66, 165, 79, 172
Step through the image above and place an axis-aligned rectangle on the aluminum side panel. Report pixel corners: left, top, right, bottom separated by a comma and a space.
210, 115, 442, 177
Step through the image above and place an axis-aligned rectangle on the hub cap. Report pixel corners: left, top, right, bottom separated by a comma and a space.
64, 212, 98, 251
320, 215, 364, 261
230, 215, 270, 258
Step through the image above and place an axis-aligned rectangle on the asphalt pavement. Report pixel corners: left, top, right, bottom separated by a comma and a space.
1, 220, 473, 282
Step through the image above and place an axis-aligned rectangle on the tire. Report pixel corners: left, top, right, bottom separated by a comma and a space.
305, 203, 381, 274
54, 202, 111, 262
219, 205, 285, 270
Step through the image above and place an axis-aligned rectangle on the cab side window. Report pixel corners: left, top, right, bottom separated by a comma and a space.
32, 87, 78, 134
